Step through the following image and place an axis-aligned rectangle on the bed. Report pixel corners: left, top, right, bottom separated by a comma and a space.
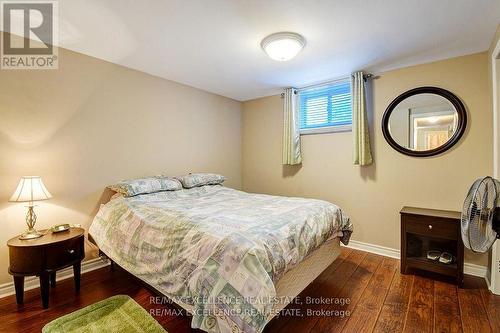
89, 184, 352, 333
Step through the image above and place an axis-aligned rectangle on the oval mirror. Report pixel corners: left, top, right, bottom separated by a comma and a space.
382, 87, 467, 157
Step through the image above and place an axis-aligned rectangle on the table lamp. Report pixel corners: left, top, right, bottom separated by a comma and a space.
9, 176, 52, 240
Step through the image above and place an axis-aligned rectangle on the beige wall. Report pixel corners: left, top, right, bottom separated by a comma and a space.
0, 45, 493, 287
0, 47, 242, 284
490, 24, 500, 179
242, 52, 492, 267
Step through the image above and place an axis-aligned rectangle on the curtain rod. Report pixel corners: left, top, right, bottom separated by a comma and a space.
280, 73, 375, 98
299, 73, 374, 90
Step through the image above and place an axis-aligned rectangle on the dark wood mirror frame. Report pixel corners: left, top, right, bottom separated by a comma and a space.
381, 86, 467, 157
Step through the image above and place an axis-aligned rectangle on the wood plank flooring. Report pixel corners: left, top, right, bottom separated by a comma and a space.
0, 247, 498, 333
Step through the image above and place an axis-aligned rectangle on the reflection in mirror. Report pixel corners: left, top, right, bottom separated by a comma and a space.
388, 94, 458, 151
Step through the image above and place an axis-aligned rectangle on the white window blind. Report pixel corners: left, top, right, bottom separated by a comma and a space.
299, 79, 352, 133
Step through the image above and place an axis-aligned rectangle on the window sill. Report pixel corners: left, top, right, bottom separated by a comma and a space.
300, 125, 352, 135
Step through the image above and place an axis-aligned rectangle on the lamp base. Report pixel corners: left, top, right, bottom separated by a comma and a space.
19, 229, 44, 240
19, 205, 44, 240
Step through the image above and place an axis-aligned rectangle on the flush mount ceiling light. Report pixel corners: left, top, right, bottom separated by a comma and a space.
261, 32, 306, 61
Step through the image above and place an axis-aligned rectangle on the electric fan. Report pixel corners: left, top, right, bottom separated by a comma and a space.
461, 176, 500, 295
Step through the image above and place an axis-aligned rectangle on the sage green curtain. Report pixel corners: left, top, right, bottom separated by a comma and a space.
282, 88, 302, 165
352, 72, 373, 166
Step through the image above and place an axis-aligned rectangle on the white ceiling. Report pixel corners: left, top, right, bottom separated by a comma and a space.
52, 0, 500, 101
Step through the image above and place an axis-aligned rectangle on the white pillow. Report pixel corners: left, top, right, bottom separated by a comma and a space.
109, 176, 182, 197
175, 173, 226, 189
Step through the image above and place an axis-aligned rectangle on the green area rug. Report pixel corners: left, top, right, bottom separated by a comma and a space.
42, 295, 167, 333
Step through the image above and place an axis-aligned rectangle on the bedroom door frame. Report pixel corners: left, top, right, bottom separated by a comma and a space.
489, 36, 500, 295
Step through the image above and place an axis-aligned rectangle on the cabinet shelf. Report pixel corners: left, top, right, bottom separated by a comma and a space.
401, 206, 464, 285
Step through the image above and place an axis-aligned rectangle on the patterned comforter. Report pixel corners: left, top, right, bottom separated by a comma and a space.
89, 185, 352, 333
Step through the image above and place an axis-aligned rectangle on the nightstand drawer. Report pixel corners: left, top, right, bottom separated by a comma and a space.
45, 236, 83, 269
9, 247, 44, 273
403, 214, 458, 240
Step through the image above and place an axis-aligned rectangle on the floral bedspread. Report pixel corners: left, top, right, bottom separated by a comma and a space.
89, 185, 352, 333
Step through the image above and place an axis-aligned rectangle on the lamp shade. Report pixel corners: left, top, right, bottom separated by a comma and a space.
9, 176, 52, 203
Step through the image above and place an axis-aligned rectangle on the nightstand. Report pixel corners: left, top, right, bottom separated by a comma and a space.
400, 207, 464, 286
7, 227, 85, 308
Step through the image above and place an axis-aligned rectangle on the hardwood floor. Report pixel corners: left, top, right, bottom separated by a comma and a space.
0, 248, 498, 333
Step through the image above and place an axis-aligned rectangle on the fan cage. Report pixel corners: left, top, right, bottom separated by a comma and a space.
461, 177, 500, 253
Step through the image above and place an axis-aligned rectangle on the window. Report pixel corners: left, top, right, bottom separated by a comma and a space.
299, 79, 352, 134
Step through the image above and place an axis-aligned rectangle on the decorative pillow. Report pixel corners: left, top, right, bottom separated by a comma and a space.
109, 176, 182, 197
176, 173, 226, 189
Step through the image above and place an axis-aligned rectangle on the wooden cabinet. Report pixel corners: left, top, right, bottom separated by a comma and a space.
400, 206, 464, 285
7, 228, 85, 308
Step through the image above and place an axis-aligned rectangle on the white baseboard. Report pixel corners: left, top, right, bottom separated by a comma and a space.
0, 257, 110, 299
346, 240, 400, 259
464, 262, 489, 278
0, 241, 487, 300
344, 240, 488, 278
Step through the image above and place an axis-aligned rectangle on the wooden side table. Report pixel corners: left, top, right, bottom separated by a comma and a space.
7, 227, 85, 308
400, 207, 464, 286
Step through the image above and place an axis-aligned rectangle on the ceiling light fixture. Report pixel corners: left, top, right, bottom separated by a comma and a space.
261, 32, 306, 61
428, 116, 440, 124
